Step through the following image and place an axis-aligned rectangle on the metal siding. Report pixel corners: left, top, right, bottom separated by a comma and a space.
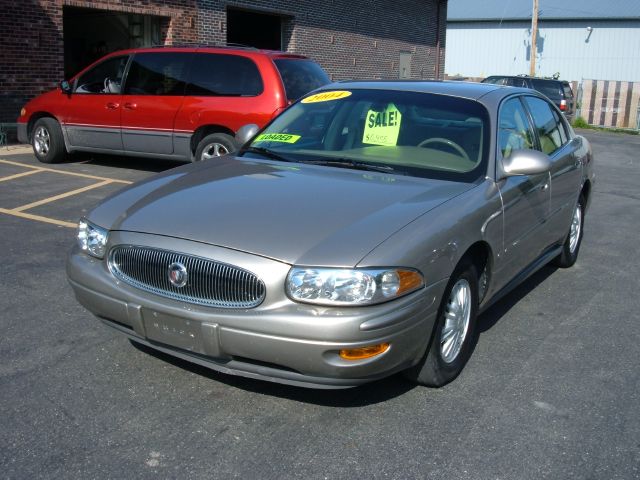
445, 20, 640, 82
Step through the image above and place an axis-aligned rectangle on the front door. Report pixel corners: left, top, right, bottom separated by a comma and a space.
522, 96, 582, 239
63, 54, 129, 151
495, 97, 552, 286
120, 52, 191, 155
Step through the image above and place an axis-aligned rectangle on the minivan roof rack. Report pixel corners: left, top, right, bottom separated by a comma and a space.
150, 43, 259, 50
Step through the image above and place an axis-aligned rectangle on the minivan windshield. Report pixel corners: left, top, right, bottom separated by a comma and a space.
241, 89, 490, 182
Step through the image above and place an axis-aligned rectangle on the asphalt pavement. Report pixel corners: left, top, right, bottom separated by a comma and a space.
0, 131, 638, 479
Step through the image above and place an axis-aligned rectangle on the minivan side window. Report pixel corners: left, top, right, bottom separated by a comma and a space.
185, 54, 263, 96
124, 53, 191, 96
498, 97, 536, 159
523, 96, 568, 155
75, 55, 129, 94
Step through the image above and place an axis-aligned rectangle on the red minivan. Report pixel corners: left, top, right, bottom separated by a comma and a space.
17, 46, 330, 163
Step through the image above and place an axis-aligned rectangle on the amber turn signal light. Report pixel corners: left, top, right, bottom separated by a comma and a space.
339, 343, 390, 360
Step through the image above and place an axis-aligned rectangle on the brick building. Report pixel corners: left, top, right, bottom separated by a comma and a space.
0, 0, 447, 124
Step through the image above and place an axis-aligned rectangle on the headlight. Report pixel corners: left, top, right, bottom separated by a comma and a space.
77, 218, 108, 259
286, 267, 424, 306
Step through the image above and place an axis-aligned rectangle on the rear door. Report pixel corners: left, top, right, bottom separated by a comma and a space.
64, 54, 129, 150
120, 52, 191, 155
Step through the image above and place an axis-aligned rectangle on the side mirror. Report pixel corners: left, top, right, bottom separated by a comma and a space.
235, 124, 260, 148
60, 80, 72, 94
501, 149, 551, 177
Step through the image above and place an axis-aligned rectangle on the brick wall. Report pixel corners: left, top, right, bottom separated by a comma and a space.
0, 0, 199, 125
197, 0, 447, 82
1, 0, 447, 125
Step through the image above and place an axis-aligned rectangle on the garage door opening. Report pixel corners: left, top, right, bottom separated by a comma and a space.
227, 8, 283, 50
63, 6, 165, 78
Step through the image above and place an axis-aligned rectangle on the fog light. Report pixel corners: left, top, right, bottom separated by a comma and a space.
339, 343, 390, 360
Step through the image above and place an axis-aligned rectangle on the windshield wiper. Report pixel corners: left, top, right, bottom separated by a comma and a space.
301, 158, 406, 175
243, 146, 293, 163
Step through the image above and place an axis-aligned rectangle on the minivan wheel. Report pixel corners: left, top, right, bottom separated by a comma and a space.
403, 259, 479, 387
194, 133, 237, 161
554, 194, 585, 268
32, 118, 66, 164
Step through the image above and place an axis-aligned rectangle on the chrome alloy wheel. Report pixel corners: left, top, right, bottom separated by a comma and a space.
569, 202, 582, 254
201, 142, 229, 160
440, 279, 472, 364
34, 126, 50, 156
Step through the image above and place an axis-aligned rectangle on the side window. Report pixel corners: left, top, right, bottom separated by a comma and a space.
508, 77, 528, 88
523, 96, 567, 155
75, 56, 128, 94
498, 97, 535, 159
124, 53, 190, 96
185, 54, 263, 96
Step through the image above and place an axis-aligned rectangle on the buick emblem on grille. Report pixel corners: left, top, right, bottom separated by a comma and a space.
168, 262, 188, 288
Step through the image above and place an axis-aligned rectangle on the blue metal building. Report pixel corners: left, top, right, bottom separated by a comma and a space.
445, 0, 640, 82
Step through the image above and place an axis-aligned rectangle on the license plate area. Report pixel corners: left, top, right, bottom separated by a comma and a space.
142, 309, 202, 352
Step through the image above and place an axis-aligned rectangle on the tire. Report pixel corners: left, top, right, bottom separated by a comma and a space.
32, 118, 67, 164
404, 259, 479, 387
554, 194, 585, 268
194, 133, 236, 161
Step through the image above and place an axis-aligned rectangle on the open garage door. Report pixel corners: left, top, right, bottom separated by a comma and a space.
63, 6, 165, 78
227, 8, 283, 50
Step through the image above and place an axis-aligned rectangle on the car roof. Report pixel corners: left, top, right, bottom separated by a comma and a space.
100, 45, 309, 59
319, 80, 504, 101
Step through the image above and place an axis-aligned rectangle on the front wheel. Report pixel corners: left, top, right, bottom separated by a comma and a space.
32, 118, 67, 164
404, 259, 479, 387
194, 133, 236, 161
554, 194, 585, 268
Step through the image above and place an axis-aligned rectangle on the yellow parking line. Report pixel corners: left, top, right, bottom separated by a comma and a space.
0, 208, 76, 228
0, 169, 43, 182
0, 159, 132, 184
12, 179, 114, 212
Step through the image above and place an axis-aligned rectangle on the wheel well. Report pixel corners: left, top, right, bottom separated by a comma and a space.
190, 125, 236, 155
27, 112, 58, 140
581, 179, 592, 204
459, 241, 493, 302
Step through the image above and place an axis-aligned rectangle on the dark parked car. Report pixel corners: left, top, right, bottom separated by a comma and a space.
17, 46, 330, 164
482, 75, 575, 121
67, 81, 594, 389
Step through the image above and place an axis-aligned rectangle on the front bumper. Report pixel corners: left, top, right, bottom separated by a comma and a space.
67, 232, 445, 388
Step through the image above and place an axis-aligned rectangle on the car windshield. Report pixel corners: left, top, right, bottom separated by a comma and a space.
241, 89, 490, 182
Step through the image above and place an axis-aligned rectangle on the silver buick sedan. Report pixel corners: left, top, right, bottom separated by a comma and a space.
67, 81, 594, 388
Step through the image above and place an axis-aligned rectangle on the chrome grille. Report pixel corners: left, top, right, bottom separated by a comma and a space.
108, 246, 265, 308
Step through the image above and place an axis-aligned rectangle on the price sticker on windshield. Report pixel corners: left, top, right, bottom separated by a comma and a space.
254, 133, 301, 144
301, 90, 352, 103
363, 103, 402, 147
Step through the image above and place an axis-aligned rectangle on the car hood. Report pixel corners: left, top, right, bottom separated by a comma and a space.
89, 157, 474, 266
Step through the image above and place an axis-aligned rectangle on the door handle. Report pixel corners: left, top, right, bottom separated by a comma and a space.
105, 102, 119, 109
123, 103, 137, 110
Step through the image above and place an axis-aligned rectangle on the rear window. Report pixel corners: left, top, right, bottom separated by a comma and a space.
185, 53, 263, 96
562, 83, 574, 100
274, 59, 330, 101
530, 79, 562, 100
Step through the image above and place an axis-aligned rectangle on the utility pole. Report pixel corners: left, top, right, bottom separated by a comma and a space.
530, 0, 539, 76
